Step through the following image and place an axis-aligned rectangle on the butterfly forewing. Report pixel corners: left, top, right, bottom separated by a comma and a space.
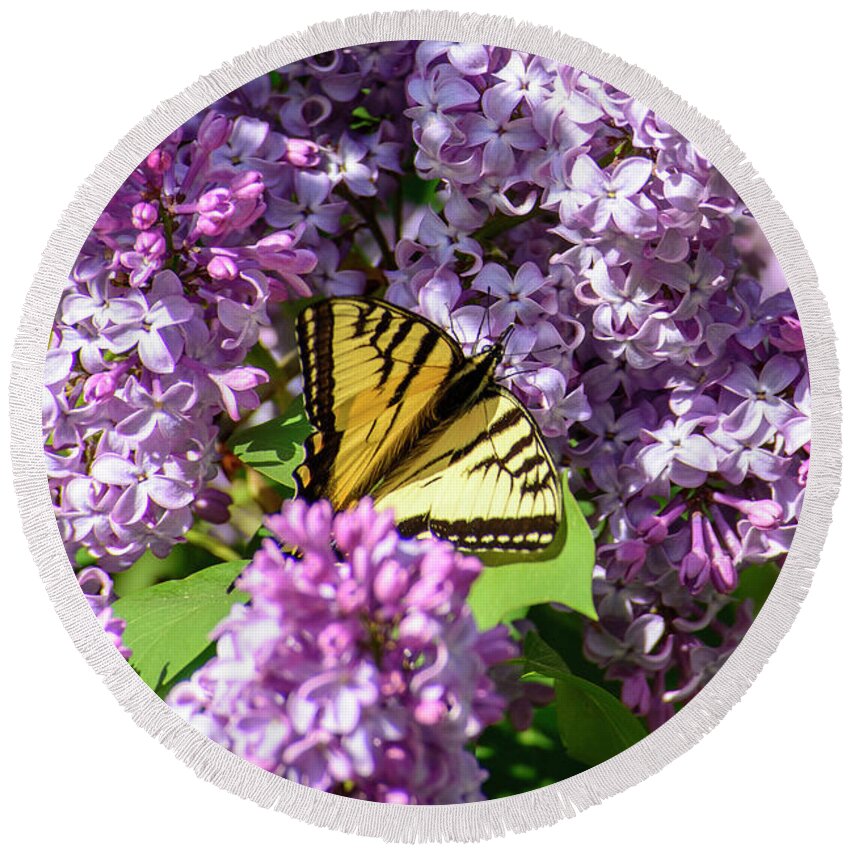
296, 298, 462, 507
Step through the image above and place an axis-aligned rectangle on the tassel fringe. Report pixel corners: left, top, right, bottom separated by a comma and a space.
8, 10, 841, 842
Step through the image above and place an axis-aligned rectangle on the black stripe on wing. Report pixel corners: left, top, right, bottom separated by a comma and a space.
387, 327, 441, 407
381, 397, 526, 492
297, 299, 338, 432
377, 318, 414, 385
295, 299, 342, 500
295, 429, 341, 501
388, 386, 562, 551
295, 298, 458, 504
397, 514, 559, 550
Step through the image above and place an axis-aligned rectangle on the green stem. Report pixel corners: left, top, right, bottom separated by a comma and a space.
336, 185, 396, 270
472, 205, 547, 242
393, 176, 404, 245
185, 528, 243, 564
160, 203, 180, 271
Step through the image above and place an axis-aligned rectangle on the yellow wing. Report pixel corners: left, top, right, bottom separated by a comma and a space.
295, 297, 463, 507
371, 386, 563, 551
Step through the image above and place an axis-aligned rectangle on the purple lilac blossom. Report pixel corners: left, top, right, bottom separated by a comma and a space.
168, 499, 517, 803
44, 44, 415, 570
383, 42, 808, 724
46, 41, 809, 728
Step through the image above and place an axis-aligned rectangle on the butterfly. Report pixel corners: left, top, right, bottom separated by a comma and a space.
294, 297, 563, 552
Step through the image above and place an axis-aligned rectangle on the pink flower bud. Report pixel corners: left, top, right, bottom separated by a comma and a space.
146, 148, 172, 173
317, 622, 357, 657
414, 699, 447, 725
284, 138, 321, 167
131, 201, 159, 230
193, 488, 232, 524
704, 516, 737, 592
709, 504, 742, 560
336, 578, 367, 614
637, 501, 686, 545
83, 371, 120, 402
231, 170, 265, 200
680, 512, 709, 592
133, 228, 166, 257
207, 255, 239, 280
713, 492, 783, 530
745, 499, 783, 530
373, 560, 409, 604
197, 111, 231, 150
197, 188, 232, 214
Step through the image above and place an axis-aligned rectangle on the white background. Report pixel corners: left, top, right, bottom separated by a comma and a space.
1, 2, 846, 847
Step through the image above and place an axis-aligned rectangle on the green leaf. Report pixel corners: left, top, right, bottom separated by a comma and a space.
228, 395, 312, 495
519, 629, 646, 771
350, 105, 381, 130
156, 642, 218, 698
477, 706, 587, 796
113, 560, 249, 692
112, 540, 219, 597
554, 675, 647, 767
74, 547, 98, 568
733, 561, 780, 616
529, 605, 617, 694
521, 617, 647, 767
522, 630, 571, 680
467, 474, 597, 629
400, 174, 440, 206
243, 341, 280, 375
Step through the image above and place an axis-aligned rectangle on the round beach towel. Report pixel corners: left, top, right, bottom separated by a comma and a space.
10, 11, 840, 842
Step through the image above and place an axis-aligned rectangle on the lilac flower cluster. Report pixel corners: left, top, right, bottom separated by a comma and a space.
44, 46, 416, 569
381, 43, 808, 723
168, 499, 517, 803
47, 40, 809, 731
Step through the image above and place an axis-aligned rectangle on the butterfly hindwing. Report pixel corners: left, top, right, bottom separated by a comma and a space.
371, 385, 563, 552
296, 298, 463, 507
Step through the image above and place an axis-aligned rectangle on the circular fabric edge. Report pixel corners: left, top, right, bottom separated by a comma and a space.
8, 10, 841, 842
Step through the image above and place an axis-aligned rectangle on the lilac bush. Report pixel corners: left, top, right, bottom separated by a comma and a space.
381, 43, 808, 726
168, 498, 517, 803
45, 39, 809, 791
45, 44, 417, 571
46, 152, 315, 569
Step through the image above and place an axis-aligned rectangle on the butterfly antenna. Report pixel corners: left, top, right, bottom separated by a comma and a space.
503, 322, 517, 343
447, 306, 459, 340
527, 342, 565, 358
501, 365, 546, 380
476, 291, 489, 348
499, 339, 563, 379
486, 287, 493, 339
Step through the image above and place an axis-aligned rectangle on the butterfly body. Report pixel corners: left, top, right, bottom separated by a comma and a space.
295, 297, 563, 552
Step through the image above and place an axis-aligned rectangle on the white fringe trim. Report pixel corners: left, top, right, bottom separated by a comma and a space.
9, 10, 841, 842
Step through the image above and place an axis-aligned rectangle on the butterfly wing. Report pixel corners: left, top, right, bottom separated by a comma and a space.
371, 385, 563, 551
296, 297, 464, 507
